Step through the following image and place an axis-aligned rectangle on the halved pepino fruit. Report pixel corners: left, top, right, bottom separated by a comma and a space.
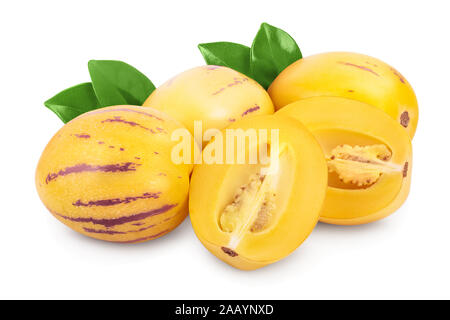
276, 96, 412, 225
36, 105, 196, 243
189, 115, 328, 270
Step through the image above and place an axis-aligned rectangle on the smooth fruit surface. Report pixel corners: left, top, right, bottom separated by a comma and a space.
268, 52, 418, 138
143, 65, 274, 145
36, 105, 194, 243
189, 115, 328, 270
276, 97, 412, 225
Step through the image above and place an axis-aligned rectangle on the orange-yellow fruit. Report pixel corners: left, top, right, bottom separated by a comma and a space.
276, 97, 412, 225
189, 115, 328, 270
269, 52, 419, 138
143, 65, 274, 146
36, 105, 195, 243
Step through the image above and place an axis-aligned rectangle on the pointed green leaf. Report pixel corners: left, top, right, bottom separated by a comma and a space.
44, 83, 101, 123
88, 60, 155, 107
198, 42, 251, 77
250, 22, 302, 89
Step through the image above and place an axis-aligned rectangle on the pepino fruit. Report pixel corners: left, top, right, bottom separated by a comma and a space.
36, 105, 195, 243
268, 52, 418, 138
143, 65, 274, 145
189, 115, 328, 270
276, 97, 412, 225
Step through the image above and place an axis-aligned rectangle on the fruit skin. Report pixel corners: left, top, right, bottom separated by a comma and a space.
189, 115, 328, 270
276, 97, 412, 225
268, 52, 418, 138
36, 105, 194, 243
143, 65, 274, 145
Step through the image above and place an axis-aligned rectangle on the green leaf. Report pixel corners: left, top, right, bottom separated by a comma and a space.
44, 83, 101, 123
198, 42, 251, 77
88, 60, 155, 107
250, 22, 302, 89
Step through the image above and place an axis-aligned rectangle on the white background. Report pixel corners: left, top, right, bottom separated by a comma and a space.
0, 0, 449, 300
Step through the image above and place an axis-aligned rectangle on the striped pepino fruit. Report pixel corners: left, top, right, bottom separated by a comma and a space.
268, 52, 419, 139
36, 105, 195, 243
